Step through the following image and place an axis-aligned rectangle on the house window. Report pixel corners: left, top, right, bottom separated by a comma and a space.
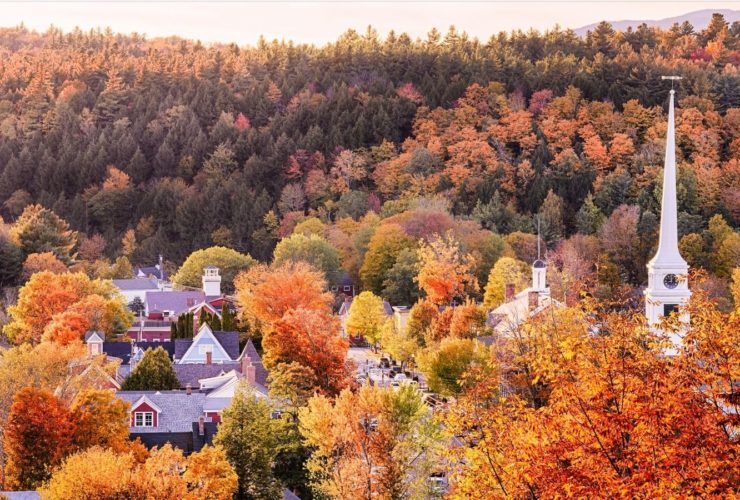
134, 412, 154, 427
343, 286, 351, 292
199, 344, 214, 354
331, 286, 338, 291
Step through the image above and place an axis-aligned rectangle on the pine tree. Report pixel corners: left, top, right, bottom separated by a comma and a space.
575, 193, 606, 234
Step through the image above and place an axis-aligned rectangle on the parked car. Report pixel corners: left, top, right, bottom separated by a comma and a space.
379, 357, 390, 369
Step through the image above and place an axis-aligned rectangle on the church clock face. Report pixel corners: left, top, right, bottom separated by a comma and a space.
663, 274, 679, 289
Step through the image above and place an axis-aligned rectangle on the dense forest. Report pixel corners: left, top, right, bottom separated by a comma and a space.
0, 14, 737, 272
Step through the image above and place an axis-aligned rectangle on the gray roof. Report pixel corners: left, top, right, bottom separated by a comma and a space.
240, 339, 269, 386
283, 489, 301, 500
0, 493, 41, 500
117, 391, 207, 433
146, 291, 205, 314
174, 363, 241, 388
136, 265, 166, 281
382, 301, 394, 316
84, 331, 105, 342
113, 278, 160, 291
174, 331, 240, 360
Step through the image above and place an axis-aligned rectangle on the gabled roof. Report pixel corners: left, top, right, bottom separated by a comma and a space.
175, 330, 240, 361
338, 298, 352, 316
117, 391, 207, 433
239, 339, 269, 386
173, 363, 241, 388
131, 394, 163, 414
198, 369, 240, 390
145, 291, 206, 315
136, 265, 166, 281
112, 278, 160, 291
382, 300, 394, 316
486, 288, 560, 335
84, 331, 105, 342
102, 341, 134, 364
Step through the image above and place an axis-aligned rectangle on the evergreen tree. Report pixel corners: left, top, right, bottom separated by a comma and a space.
121, 347, 179, 391
575, 193, 606, 235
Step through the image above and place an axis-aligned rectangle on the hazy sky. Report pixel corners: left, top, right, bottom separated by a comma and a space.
3, 2, 738, 46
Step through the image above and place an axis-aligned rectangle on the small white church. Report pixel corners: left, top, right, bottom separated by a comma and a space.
643, 88, 691, 342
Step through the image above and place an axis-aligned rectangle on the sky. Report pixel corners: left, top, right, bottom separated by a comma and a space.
2, 1, 738, 46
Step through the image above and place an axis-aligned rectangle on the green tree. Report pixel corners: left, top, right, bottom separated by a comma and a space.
381, 247, 420, 306
418, 337, 492, 396
0, 236, 23, 287
214, 383, 281, 500
360, 223, 415, 295
172, 247, 256, 294
9, 205, 77, 264
121, 347, 179, 391
575, 193, 605, 234
272, 233, 341, 284
537, 190, 565, 246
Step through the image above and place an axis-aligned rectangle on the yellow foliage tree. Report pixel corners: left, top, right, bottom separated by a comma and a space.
345, 291, 386, 345
482, 257, 529, 308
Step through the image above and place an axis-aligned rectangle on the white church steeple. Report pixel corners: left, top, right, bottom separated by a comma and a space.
532, 217, 547, 292
644, 83, 691, 340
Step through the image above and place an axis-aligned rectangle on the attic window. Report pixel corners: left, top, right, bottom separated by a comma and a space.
134, 412, 154, 427
199, 345, 214, 354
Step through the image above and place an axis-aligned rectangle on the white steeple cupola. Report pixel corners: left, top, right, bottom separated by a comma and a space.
532, 218, 548, 293
202, 265, 222, 296
532, 259, 547, 292
644, 86, 691, 342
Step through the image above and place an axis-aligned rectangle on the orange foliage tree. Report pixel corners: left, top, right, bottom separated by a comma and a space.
263, 308, 352, 396
3, 387, 74, 490
4, 271, 131, 345
445, 289, 739, 498
416, 232, 478, 305
21, 251, 67, 279
234, 262, 333, 329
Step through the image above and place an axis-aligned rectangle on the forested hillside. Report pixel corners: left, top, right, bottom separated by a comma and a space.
0, 14, 737, 270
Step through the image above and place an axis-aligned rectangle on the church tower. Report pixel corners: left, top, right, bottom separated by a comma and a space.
644, 87, 691, 337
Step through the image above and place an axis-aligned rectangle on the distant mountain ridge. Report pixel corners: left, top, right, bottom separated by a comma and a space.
574, 9, 739, 36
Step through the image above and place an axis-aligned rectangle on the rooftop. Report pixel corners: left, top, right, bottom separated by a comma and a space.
112, 277, 160, 291
117, 391, 207, 433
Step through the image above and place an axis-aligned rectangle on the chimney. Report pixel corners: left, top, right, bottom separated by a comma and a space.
505, 283, 516, 302
186, 383, 192, 395
206, 351, 213, 365
528, 291, 539, 312
243, 361, 256, 385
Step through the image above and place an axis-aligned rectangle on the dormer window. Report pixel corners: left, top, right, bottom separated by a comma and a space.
134, 412, 154, 427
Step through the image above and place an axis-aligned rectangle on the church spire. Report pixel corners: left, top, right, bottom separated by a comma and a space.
649, 88, 687, 268
644, 81, 691, 343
